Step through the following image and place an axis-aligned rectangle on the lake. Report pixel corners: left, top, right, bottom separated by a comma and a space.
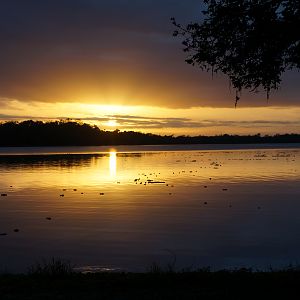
0, 144, 300, 273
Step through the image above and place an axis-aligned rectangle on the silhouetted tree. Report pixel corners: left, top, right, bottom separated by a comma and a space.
172, 0, 300, 105
0, 120, 299, 146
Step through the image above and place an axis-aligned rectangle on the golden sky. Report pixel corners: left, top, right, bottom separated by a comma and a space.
0, 0, 299, 135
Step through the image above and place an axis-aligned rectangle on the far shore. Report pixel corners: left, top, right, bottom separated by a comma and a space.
1, 120, 300, 149
0, 143, 300, 156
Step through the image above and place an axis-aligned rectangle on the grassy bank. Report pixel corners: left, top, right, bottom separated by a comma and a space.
1, 267, 300, 299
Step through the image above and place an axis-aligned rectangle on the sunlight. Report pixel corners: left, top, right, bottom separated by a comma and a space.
78, 104, 134, 116
2, 99, 300, 135
109, 150, 117, 178
106, 119, 118, 127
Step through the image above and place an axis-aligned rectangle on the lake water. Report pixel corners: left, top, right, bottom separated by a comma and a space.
0, 144, 300, 273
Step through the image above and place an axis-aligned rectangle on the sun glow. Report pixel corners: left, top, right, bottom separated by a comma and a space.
106, 119, 118, 127
78, 104, 134, 116
1, 99, 300, 135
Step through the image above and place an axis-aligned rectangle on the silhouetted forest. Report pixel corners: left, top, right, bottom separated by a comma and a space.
0, 120, 299, 146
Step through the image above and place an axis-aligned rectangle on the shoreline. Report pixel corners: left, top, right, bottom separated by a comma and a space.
1, 268, 300, 299
0, 143, 300, 156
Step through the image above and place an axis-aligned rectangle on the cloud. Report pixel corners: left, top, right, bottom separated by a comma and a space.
0, 113, 62, 121
71, 115, 300, 129
61, 115, 202, 129
200, 119, 300, 128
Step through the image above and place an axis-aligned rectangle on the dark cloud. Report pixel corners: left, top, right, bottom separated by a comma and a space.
84, 115, 300, 129
106, 115, 190, 121
67, 115, 202, 128
0, 0, 299, 108
1, 112, 299, 130
0, 114, 50, 120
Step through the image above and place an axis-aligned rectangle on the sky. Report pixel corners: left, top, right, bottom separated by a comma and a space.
0, 0, 299, 135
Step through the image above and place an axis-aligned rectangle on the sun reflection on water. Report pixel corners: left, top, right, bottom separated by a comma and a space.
109, 150, 117, 178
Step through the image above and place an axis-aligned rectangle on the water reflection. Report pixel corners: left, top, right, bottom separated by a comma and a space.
0, 147, 299, 273
109, 151, 117, 178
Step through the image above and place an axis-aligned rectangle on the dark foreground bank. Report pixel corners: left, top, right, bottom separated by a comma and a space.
1, 269, 300, 299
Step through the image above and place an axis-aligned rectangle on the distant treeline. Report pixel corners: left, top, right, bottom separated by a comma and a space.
0, 120, 299, 146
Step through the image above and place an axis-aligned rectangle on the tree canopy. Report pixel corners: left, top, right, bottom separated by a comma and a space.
172, 0, 300, 105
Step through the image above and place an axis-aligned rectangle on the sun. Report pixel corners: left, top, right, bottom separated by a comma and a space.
106, 119, 118, 127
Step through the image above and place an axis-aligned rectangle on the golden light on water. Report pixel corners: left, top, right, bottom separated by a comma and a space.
109, 150, 117, 178
0, 148, 298, 190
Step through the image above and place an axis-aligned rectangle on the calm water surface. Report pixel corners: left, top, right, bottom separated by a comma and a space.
0, 145, 300, 272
